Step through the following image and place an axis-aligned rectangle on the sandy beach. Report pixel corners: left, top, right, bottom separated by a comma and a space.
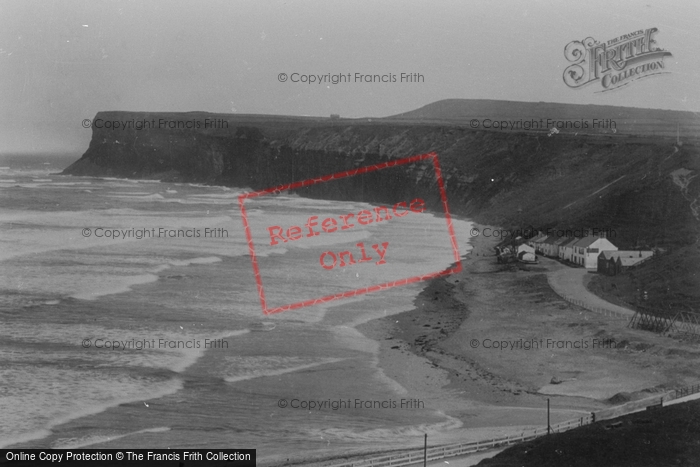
297, 222, 700, 467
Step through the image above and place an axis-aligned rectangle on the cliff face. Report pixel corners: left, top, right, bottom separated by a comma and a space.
63, 110, 700, 310
65, 111, 699, 249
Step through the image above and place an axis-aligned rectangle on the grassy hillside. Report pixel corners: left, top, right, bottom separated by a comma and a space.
588, 246, 700, 316
388, 98, 700, 140
477, 399, 700, 467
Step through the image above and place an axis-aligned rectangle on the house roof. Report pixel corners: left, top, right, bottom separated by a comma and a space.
598, 250, 654, 261
573, 235, 617, 249
620, 257, 650, 267
572, 236, 598, 248
542, 236, 559, 245
599, 251, 620, 260
553, 236, 570, 245
560, 237, 579, 247
617, 250, 654, 259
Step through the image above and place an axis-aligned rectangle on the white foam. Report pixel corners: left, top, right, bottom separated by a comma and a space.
0, 373, 184, 449
0, 324, 250, 448
168, 256, 222, 266
108, 193, 164, 200
65, 257, 222, 301
189, 193, 244, 199
69, 273, 159, 301
255, 247, 288, 257
41, 181, 92, 185
223, 356, 345, 383
306, 414, 463, 443
0, 208, 237, 262
0, 428, 53, 450
52, 427, 171, 449
106, 191, 153, 195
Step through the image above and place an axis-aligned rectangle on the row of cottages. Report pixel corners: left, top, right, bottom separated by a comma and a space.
558, 237, 579, 262
597, 250, 655, 276
530, 233, 618, 269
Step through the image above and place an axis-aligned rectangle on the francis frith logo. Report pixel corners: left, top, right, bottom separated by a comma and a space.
563, 28, 672, 92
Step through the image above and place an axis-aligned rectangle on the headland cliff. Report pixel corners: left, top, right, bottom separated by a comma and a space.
63, 100, 700, 310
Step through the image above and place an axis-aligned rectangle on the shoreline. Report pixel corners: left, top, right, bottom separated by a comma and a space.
283, 225, 551, 467
11, 171, 697, 465
296, 218, 700, 466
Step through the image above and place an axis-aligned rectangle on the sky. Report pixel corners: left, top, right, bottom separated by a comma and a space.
1, 0, 698, 154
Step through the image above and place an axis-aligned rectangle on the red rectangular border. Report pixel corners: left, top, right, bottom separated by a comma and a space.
238, 152, 462, 315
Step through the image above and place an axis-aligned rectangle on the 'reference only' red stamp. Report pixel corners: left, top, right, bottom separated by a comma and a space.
238, 152, 461, 315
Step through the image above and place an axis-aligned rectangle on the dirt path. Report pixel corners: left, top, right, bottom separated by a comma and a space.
542, 258, 637, 318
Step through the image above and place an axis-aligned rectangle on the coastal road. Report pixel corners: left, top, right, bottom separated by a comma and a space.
540, 257, 637, 318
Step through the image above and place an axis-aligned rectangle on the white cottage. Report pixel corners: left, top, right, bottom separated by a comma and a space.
527, 232, 547, 248
540, 236, 559, 256
552, 237, 570, 258
571, 235, 618, 268
516, 242, 536, 262
558, 237, 579, 262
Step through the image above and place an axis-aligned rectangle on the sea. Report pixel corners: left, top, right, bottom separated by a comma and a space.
0, 154, 474, 462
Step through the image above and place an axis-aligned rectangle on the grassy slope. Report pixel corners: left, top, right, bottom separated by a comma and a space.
389, 98, 700, 139
588, 246, 700, 315
477, 399, 700, 467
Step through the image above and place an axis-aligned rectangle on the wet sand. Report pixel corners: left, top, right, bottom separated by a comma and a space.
355, 226, 601, 432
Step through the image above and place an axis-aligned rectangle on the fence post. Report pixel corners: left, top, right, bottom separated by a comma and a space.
423, 433, 427, 467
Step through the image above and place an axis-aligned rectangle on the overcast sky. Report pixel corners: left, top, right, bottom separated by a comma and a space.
1, 0, 698, 154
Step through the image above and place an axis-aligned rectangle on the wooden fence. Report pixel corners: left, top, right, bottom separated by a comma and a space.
545, 274, 700, 340
671, 311, 700, 340
551, 293, 631, 322
672, 382, 700, 400
326, 415, 592, 467
626, 310, 700, 340
628, 311, 675, 333
326, 380, 700, 467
